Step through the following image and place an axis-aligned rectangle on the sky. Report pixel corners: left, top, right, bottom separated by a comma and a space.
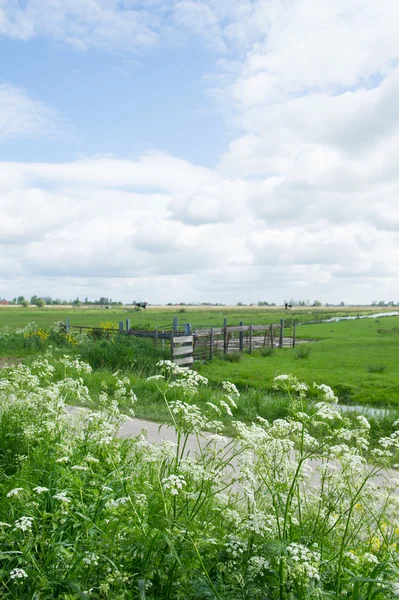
1, 0, 399, 305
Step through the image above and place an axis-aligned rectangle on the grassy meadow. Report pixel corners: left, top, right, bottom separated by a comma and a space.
1, 310, 399, 597
0, 305, 397, 407
200, 317, 399, 407
0, 303, 392, 330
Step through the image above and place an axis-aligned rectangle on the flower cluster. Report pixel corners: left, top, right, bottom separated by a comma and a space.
1, 352, 399, 599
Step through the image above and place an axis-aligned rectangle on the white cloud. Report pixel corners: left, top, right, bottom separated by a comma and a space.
2, 150, 399, 304
0, 0, 240, 52
2, 1, 399, 303
0, 0, 161, 51
0, 84, 59, 139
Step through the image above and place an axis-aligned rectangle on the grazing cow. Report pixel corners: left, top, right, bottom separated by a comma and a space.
135, 302, 148, 309
285, 303, 293, 310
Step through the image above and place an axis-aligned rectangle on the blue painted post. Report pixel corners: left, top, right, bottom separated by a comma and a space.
280, 319, 284, 348
119, 321, 124, 333
66, 318, 70, 333
239, 321, 244, 351
184, 323, 191, 335
126, 319, 130, 333
173, 317, 178, 333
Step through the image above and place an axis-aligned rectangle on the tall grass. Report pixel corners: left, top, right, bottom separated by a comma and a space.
1, 359, 399, 598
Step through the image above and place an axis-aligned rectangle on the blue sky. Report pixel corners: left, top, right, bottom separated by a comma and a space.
0, 36, 227, 165
1, 0, 399, 305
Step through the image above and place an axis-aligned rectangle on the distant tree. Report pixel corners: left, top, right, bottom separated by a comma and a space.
312, 300, 322, 307
21, 300, 30, 307
340, 301, 345, 306
30, 295, 38, 305
17, 296, 25, 304
237, 302, 244, 306
36, 299, 45, 307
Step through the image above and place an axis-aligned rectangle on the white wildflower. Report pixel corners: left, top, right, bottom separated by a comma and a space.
222, 381, 240, 397
206, 402, 221, 414
7, 487, 24, 498
10, 568, 28, 579
53, 492, 70, 503
161, 474, 187, 496
363, 553, 379, 564
33, 486, 49, 495
83, 552, 99, 566
220, 400, 233, 417
357, 415, 371, 430
14, 516, 34, 532
55, 456, 70, 463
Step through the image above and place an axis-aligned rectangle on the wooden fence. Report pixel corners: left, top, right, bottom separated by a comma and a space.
192, 321, 296, 362
66, 317, 296, 368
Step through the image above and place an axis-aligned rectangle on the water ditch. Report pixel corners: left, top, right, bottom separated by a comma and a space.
300, 311, 399, 326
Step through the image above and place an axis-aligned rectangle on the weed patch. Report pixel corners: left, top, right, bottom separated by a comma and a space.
294, 345, 311, 359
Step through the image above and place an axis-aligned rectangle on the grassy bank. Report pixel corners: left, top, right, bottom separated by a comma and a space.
199, 317, 399, 407
1, 356, 399, 598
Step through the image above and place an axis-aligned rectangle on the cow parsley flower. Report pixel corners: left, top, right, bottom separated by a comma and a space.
7, 487, 24, 498
33, 486, 49, 495
14, 516, 34, 532
162, 474, 187, 496
10, 568, 28, 579
53, 492, 70, 503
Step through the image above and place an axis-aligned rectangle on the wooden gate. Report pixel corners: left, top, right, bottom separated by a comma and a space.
171, 333, 194, 367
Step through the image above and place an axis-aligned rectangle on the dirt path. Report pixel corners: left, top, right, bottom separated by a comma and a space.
0, 357, 22, 369
116, 415, 397, 489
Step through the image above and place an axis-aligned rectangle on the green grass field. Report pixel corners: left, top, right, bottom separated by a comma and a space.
0, 304, 390, 329
199, 317, 399, 406
0, 306, 398, 407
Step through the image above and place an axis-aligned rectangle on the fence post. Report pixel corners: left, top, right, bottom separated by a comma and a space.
239, 321, 244, 351
173, 317, 178, 333
170, 331, 174, 360
119, 321, 124, 333
279, 318, 284, 348
270, 324, 274, 348
154, 326, 158, 347
209, 328, 214, 361
65, 317, 70, 334
223, 318, 228, 354
293, 320, 296, 347
249, 324, 253, 354
184, 323, 191, 335
126, 319, 130, 333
